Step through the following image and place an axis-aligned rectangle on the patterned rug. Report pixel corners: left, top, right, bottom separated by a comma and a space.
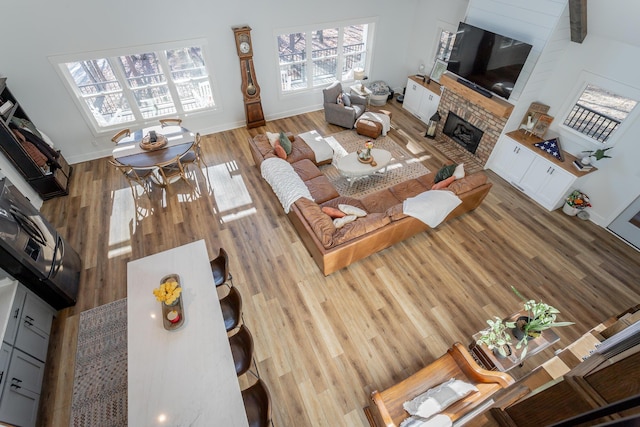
320, 130, 431, 198
70, 298, 128, 427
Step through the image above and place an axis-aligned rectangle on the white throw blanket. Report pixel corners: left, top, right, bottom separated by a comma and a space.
357, 112, 391, 135
260, 157, 313, 213
403, 190, 462, 228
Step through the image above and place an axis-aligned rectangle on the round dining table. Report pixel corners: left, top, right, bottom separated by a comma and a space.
111, 125, 195, 169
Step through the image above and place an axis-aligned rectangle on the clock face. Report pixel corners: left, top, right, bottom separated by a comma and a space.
239, 41, 251, 54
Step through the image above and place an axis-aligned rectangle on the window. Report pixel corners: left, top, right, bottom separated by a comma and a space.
435, 29, 455, 61
564, 83, 638, 144
52, 41, 216, 135
277, 21, 373, 93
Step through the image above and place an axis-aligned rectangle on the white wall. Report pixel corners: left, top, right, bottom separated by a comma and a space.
0, 0, 414, 165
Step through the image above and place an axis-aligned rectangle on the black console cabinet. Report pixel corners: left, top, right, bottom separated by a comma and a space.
0, 78, 71, 200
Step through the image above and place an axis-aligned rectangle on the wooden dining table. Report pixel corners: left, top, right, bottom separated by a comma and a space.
111, 125, 195, 168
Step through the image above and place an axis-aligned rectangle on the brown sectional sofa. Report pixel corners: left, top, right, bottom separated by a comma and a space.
248, 133, 493, 275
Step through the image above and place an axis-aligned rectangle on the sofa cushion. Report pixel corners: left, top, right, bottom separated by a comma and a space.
295, 197, 336, 248
448, 173, 488, 195
265, 131, 280, 147
332, 213, 391, 246
360, 189, 402, 213
416, 173, 436, 190
403, 378, 478, 420
386, 204, 408, 222
322, 206, 345, 218
321, 196, 367, 211
304, 175, 340, 204
389, 179, 430, 201
292, 159, 323, 181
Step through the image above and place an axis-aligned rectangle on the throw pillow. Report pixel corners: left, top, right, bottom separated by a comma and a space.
333, 215, 357, 228
273, 141, 287, 160
337, 93, 344, 105
338, 204, 367, 217
399, 414, 452, 427
265, 131, 280, 148
322, 206, 346, 219
453, 163, 465, 180
431, 176, 456, 190
279, 131, 292, 155
434, 164, 457, 183
342, 92, 352, 107
402, 378, 478, 419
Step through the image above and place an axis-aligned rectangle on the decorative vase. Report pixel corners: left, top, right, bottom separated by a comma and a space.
163, 297, 180, 307
580, 156, 592, 165
562, 203, 579, 216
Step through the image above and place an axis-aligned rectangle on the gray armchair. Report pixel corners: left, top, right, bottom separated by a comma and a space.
323, 82, 366, 129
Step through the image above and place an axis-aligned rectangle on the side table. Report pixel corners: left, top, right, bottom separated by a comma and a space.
350, 84, 372, 105
469, 311, 560, 372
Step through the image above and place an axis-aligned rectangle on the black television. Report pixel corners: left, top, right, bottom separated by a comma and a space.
446, 22, 532, 100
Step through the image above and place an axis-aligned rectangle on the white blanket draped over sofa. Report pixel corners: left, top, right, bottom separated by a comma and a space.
260, 157, 313, 213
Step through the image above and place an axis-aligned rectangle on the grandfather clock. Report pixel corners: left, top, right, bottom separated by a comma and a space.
232, 25, 266, 129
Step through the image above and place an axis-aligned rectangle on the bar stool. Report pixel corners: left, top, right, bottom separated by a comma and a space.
220, 286, 242, 332
241, 379, 272, 427
229, 325, 258, 378
210, 248, 233, 288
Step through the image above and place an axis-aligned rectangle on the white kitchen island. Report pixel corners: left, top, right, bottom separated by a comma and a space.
127, 240, 248, 426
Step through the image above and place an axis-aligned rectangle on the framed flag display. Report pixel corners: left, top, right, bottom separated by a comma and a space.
534, 137, 565, 162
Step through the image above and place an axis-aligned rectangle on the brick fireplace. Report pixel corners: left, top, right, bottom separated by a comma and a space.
434, 75, 511, 166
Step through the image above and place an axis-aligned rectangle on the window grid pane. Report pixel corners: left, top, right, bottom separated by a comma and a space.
60, 43, 216, 132
563, 84, 637, 143
279, 23, 371, 93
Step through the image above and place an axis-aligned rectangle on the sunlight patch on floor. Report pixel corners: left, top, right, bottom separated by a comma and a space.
107, 187, 136, 259
207, 161, 253, 213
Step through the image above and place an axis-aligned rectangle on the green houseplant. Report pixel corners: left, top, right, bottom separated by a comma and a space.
506, 286, 574, 359
582, 147, 613, 162
476, 316, 513, 358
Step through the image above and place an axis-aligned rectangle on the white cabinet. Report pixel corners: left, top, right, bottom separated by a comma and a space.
403, 77, 441, 123
0, 281, 55, 427
519, 157, 574, 209
491, 132, 587, 211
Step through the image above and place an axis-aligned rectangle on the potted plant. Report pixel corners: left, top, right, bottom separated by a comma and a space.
563, 190, 591, 216
580, 147, 612, 165
506, 287, 574, 359
476, 316, 513, 358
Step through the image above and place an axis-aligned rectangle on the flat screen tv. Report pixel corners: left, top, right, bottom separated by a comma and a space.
446, 22, 532, 100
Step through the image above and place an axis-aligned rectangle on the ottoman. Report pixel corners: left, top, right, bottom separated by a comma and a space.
356, 119, 383, 139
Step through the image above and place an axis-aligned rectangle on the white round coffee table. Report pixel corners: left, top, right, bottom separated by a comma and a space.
334, 148, 392, 188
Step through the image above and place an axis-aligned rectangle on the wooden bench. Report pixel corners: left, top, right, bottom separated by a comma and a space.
365, 342, 515, 427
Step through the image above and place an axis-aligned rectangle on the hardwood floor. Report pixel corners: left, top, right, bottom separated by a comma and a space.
37, 101, 640, 426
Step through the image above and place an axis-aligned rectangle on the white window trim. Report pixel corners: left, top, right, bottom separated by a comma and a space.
274, 17, 377, 97
49, 38, 220, 137
557, 71, 640, 148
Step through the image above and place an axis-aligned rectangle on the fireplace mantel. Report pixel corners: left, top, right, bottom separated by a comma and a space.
440, 73, 514, 118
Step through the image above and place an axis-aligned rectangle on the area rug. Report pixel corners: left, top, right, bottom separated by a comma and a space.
320, 130, 431, 198
70, 298, 128, 427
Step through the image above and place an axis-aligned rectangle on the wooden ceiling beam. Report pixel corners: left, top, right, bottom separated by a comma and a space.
569, 0, 588, 43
